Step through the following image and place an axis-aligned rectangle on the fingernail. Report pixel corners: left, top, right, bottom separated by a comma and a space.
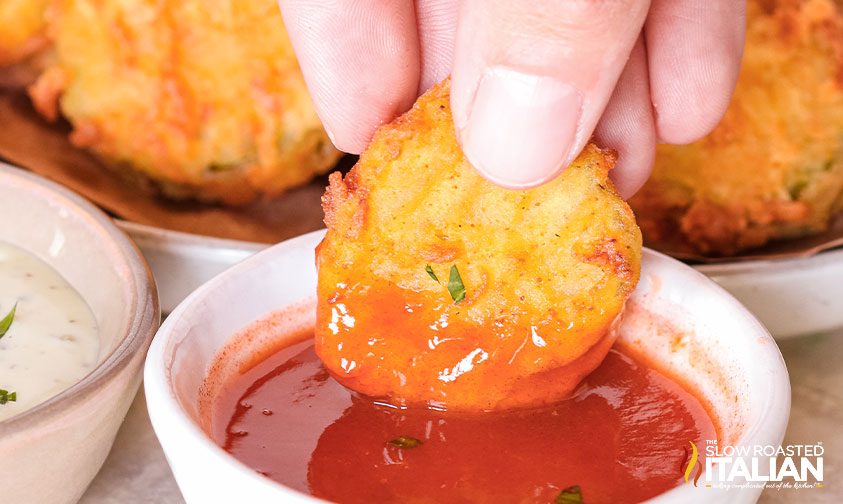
324, 123, 337, 144
458, 66, 582, 189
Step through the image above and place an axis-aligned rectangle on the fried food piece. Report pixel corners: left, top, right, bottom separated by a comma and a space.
630, 0, 843, 256
0, 0, 49, 68
28, 0, 340, 205
316, 81, 642, 411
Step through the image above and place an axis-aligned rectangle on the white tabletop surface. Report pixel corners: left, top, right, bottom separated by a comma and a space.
79, 330, 843, 504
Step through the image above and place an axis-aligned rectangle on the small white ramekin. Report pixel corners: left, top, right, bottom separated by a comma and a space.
146, 230, 790, 504
0, 164, 159, 504
698, 249, 843, 338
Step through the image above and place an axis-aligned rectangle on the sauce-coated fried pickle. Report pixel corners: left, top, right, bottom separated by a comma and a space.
316, 81, 642, 411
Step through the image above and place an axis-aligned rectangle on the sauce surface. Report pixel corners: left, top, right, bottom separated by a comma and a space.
317, 282, 621, 411
0, 243, 99, 421
210, 336, 716, 503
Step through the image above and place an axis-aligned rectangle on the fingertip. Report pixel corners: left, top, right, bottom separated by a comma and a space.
653, 86, 733, 145
462, 147, 570, 190
600, 112, 656, 199
323, 122, 365, 155
594, 36, 656, 199
415, 0, 458, 94
278, 0, 421, 154
646, 0, 745, 145
455, 66, 582, 189
451, 0, 649, 189
608, 142, 655, 199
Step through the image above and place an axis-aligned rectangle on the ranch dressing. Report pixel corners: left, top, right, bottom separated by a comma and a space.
0, 243, 99, 422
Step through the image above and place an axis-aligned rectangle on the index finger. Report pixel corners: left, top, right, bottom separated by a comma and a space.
277, 0, 421, 153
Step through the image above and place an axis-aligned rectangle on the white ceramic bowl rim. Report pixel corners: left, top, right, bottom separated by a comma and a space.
0, 164, 160, 434
147, 230, 790, 503
123, 219, 843, 338
147, 233, 327, 498
696, 246, 843, 276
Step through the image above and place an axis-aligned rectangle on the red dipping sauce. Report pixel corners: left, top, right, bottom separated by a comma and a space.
206, 330, 716, 504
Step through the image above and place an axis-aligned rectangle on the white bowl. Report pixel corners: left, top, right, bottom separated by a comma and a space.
145, 230, 790, 503
120, 220, 843, 338
0, 164, 160, 504
116, 220, 263, 314
699, 249, 843, 339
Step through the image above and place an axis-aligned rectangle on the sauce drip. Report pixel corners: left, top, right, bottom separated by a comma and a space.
210, 336, 716, 503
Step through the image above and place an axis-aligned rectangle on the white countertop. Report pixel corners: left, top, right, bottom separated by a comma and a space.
79, 330, 843, 504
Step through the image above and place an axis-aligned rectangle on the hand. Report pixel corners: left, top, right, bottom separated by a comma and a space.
277, 0, 745, 197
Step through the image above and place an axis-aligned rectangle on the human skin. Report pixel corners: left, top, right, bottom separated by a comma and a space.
277, 0, 746, 196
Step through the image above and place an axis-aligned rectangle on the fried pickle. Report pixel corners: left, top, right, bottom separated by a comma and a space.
0, 0, 49, 68
27, 0, 340, 204
316, 81, 642, 411
630, 0, 843, 256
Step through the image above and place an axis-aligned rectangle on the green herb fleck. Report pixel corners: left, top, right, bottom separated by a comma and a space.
447, 265, 466, 304
0, 389, 16, 405
425, 264, 439, 283
556, 485, 583, 504
387, 436, 422, 449
788, 179, 809, 200
207, 163, 236, 173
0, 302, 17, 339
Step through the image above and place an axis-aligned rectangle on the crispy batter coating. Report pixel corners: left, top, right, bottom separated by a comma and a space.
0, 0, 49, 68
631, 0, 843, 256
316, 81, 642, 411
27, 0, 340, 204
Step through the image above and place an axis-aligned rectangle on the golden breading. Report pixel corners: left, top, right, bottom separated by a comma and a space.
315, 81, 642, 411
0, 0, 48, 68
28, 0, 340, 205
630, 0, 843, 256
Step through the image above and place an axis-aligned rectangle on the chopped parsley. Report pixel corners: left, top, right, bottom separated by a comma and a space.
387, 436, 423, 449
0, 303, 19, 405
0, 389, 16, 405
0, 302, 16, 339
425, 265, 467, 304
425, 264, 439, 283
556, 485, 583, 504
447, 265, 466, 304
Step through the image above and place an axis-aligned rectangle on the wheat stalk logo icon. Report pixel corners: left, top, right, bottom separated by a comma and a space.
683, 441, 703, 487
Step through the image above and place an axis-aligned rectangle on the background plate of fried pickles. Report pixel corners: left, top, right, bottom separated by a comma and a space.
1, 0, 842, 337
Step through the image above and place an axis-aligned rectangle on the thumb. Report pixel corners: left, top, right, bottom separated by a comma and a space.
451, 0, 650, 188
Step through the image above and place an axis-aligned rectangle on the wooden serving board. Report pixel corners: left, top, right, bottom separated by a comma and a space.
0, 90, 354, 244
